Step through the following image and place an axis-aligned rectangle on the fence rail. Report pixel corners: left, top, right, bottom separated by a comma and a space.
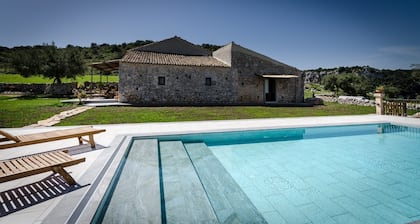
384, 99, 420, 116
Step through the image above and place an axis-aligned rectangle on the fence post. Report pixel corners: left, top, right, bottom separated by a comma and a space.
374, 92, 385, 115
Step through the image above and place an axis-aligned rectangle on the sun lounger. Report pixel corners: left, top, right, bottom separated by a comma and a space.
0, 126, 106, 150
0, 150, 85, 185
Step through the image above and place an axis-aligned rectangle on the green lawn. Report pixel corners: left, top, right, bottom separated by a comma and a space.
0, 74, 119, 84
58, 103, 375, 126
0, 96, 77, 127
0, 96, 375, 127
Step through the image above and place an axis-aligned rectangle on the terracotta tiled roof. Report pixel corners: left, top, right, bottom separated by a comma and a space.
121, 51, 230, 67
135, 36, 211, 56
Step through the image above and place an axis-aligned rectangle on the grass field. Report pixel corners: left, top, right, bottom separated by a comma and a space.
0, 74, 119, 84
57, 103, 375, 126
0, 96, 77, 127
0, 95, 375, 128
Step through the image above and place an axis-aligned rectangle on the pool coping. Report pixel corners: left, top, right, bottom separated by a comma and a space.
41, 115, 420, 223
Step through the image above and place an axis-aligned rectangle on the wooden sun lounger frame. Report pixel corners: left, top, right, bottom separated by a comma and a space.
0, 150, 85, 185
0, 126, 106, 150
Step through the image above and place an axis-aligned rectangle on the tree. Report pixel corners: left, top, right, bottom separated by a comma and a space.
322, 74, 340, 96
338, 73, 370, 96
10, 46, 43, 77
322, 73, 370, 96
42, 45, 85, 84
201, 43, 221, 52
10, 44, 85, 83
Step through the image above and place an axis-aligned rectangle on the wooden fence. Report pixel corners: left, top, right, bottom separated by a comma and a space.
384, 99, 420, 116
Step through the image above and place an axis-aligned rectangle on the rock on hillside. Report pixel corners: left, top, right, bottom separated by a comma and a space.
304, 66, 380, 84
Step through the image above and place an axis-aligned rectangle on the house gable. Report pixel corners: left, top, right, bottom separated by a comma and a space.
213, 43, 233, 66
214, 42, 300, 75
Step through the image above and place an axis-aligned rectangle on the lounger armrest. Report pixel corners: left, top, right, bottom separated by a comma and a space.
0, 130, 20, 142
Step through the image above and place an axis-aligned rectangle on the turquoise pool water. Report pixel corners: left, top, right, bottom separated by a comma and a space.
209, 124, 420, 223
94, 123, 420, 223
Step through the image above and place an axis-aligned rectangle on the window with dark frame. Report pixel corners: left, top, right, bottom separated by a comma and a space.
205, 77, 212, 86
158, 76, 165, 85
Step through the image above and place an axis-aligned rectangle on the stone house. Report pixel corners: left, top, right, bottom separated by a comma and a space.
118, 37, 304, 105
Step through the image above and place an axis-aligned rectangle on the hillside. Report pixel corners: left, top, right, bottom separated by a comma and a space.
304, 66, 420, 98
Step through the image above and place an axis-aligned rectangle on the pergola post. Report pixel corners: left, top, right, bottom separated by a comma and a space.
374, 92, 385, 115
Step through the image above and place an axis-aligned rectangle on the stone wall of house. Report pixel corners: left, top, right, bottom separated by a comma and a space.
230, 48, 304, 103
276, 77, 304, 103
119, 63, 235, 105
0, 83, 77, 95
119, 43, 305, 105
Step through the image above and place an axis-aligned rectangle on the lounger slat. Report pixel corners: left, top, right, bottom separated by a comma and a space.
54, 151, 73, 160
42, 153, 63, 164
16, 127, 104, 143
48, 151, 70, 163
29, 155, 51, 167
41, 153, 62, 164
0, 162, 12, 176
0, 126, 105, 149
21, 157, 40, 169
47, 153, 67, 164
9, 160, 25, 172
14, 158, 30, 171
0, 150, 85, 185
4, 161, 20, 173
50, 152, 72, 163
35, 153, 80, 168
36, 154, 57, 166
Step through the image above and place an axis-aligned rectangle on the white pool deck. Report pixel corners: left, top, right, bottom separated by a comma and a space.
1, 115, 420, 223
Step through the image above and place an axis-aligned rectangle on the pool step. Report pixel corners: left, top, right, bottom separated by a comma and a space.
184, 142, 268, 224
101, 139, 162, 223
159, 141, 218, 223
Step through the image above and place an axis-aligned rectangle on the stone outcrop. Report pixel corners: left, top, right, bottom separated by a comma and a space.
304, 70, 335, 83
338, 96, 374, 106
303, 66, 379, 84
316, 94, 374, 106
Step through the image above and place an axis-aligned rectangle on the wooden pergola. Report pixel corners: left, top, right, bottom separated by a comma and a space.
89, 59, 120, 83
90, 59, 120, 72
88, 59, 120, 93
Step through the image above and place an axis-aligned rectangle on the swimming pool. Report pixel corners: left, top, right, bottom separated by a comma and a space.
93, 123, 420, 223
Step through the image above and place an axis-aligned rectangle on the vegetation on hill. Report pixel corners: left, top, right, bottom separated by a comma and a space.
0, 40, 221, 84
306, 66, 420, 99
9, 44, 86, 83
0, 41, 220, 73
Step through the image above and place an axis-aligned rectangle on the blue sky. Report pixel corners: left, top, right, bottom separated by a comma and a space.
1, 0, 419, 70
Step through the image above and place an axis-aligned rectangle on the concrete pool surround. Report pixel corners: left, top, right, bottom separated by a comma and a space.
1, 115, 420, 223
